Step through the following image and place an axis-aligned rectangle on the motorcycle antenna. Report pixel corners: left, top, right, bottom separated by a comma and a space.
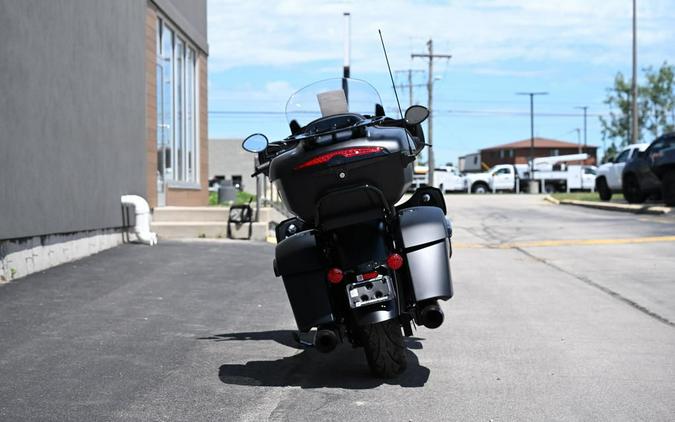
378, 29, 403, 118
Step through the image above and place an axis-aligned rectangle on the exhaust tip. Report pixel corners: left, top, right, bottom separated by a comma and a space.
420, 303, 444, 329
314, 329, 339, 353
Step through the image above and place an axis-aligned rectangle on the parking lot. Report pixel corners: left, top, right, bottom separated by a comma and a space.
1, 195, 674, 421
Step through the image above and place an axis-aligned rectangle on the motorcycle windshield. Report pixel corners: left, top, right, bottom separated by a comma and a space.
285, 78, 383, 127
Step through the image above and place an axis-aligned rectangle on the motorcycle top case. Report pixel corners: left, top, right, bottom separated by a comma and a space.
274, 230, 334, 332
397, 206, 453, 302
269, 126, 415, 223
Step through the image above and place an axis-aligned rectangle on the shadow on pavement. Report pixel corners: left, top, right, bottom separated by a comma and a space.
202, 330, 430, 389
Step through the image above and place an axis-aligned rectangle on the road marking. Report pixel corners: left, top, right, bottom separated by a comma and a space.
638, 217, 675, 224
454, 235, 675, 249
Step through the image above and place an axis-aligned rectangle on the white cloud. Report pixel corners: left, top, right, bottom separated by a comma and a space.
207, 0, 675, 73
264, 80, 295, 96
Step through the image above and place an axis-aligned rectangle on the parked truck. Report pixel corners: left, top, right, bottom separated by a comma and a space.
465, 153, 596, 193
622, 133, 675, 205
411, 165, 467, 192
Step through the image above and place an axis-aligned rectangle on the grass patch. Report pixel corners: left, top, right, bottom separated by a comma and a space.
552, 192, 625, 202
209, 190, 256, 206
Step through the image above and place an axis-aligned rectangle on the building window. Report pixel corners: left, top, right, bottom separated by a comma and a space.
157, 17, 198, 184
551, 149, 559, 156
508, 149, 514, 158
499, 150, 505, 159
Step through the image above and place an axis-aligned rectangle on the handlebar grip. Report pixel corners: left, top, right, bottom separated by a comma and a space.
252, 161, 270, 177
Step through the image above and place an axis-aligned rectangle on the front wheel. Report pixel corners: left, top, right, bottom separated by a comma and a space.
623, 174, 646, 204
596, 177, 612, 201
662, 170, 675, 206
359, 319, 407, 378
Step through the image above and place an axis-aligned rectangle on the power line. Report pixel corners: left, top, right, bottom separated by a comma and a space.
208, 109, 608, 117
412, 39, 452, 187
394, 69, 425, 107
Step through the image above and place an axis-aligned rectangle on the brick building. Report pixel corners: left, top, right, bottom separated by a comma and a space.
480, 138, 597, 168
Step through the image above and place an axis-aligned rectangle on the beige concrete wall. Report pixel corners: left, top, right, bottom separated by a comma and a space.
208, 139, 257, 192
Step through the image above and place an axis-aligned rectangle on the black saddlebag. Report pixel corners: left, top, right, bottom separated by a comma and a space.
397, 206, 453, 302
274, 230, 334, 332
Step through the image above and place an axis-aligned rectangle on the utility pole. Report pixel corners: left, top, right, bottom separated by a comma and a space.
574, 106, 588, 147
412, 39, 451, 187
516, 92, 548, 190
394, 69, 425, 107
631, 0, 638, 144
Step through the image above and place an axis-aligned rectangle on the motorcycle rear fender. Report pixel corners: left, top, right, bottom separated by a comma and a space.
397, 206, 453, 302
275, 230, 335, 332
352, 299, 399, 326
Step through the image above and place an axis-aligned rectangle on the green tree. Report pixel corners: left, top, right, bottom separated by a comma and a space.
643, 64, 675, 137
600, 62, 675, 147
602, 142, 619, 164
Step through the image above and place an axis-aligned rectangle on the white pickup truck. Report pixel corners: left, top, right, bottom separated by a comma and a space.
465, 154, 597, 193
595, 143, 649, 201
411, 166, 467, 192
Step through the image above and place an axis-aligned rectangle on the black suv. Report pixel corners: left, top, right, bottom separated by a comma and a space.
622, 133, 675, 205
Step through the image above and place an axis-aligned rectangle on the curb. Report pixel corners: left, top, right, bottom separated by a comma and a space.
555, 198, 671, 215
543, 195, 560, 205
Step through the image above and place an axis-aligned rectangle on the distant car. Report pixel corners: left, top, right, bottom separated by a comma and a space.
595, 143, 649, 201
622, 133, 675, 205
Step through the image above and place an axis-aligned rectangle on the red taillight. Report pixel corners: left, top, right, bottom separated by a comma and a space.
295, 147, 384, 170
327, 268, 344, 284
386, 253, 404, 270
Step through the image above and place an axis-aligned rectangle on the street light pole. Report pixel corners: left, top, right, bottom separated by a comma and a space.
575, 106, 588, 147
342, 12, 351, 101
517, 92, 548, 184
631, 0, 638, 144
343, 12, 350, 79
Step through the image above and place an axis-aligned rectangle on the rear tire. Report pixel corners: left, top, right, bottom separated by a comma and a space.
623, 173, 646, 204
596, 177, 612, 201
662, 170, 675, 206
359, 319, 407, 378
544, 182, 556, 194
472, 182, 489, 194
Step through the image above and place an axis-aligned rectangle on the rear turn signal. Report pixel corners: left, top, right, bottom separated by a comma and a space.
327, 268, 344, 284
386, 253, 404, 270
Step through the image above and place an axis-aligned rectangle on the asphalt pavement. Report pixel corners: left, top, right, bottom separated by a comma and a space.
1, 195, 674, 421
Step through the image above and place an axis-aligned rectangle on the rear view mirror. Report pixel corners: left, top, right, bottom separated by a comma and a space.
404, 105, 429, 125
242, 133, 268, 153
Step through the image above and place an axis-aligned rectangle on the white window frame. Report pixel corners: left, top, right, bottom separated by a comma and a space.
157, 16, 200, 187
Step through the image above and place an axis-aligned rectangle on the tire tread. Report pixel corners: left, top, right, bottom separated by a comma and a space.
359, 320, 407, 378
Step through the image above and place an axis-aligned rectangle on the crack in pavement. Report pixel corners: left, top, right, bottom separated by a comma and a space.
514, 247, 675, 329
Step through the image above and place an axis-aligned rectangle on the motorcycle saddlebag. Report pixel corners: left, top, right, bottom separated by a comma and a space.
274, 230, 334, 332
397, 206, 453, 302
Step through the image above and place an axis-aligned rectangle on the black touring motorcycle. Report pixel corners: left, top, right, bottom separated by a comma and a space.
242, 78, 453, 378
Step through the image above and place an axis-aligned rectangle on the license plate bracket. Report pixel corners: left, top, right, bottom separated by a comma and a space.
346, 275, 395, 309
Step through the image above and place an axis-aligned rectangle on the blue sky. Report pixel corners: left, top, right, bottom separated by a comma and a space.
207, 0, 675, 165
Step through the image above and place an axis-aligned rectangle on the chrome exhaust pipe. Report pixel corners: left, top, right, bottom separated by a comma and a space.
314, 329, 339, 353
419, 301, 444, 329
